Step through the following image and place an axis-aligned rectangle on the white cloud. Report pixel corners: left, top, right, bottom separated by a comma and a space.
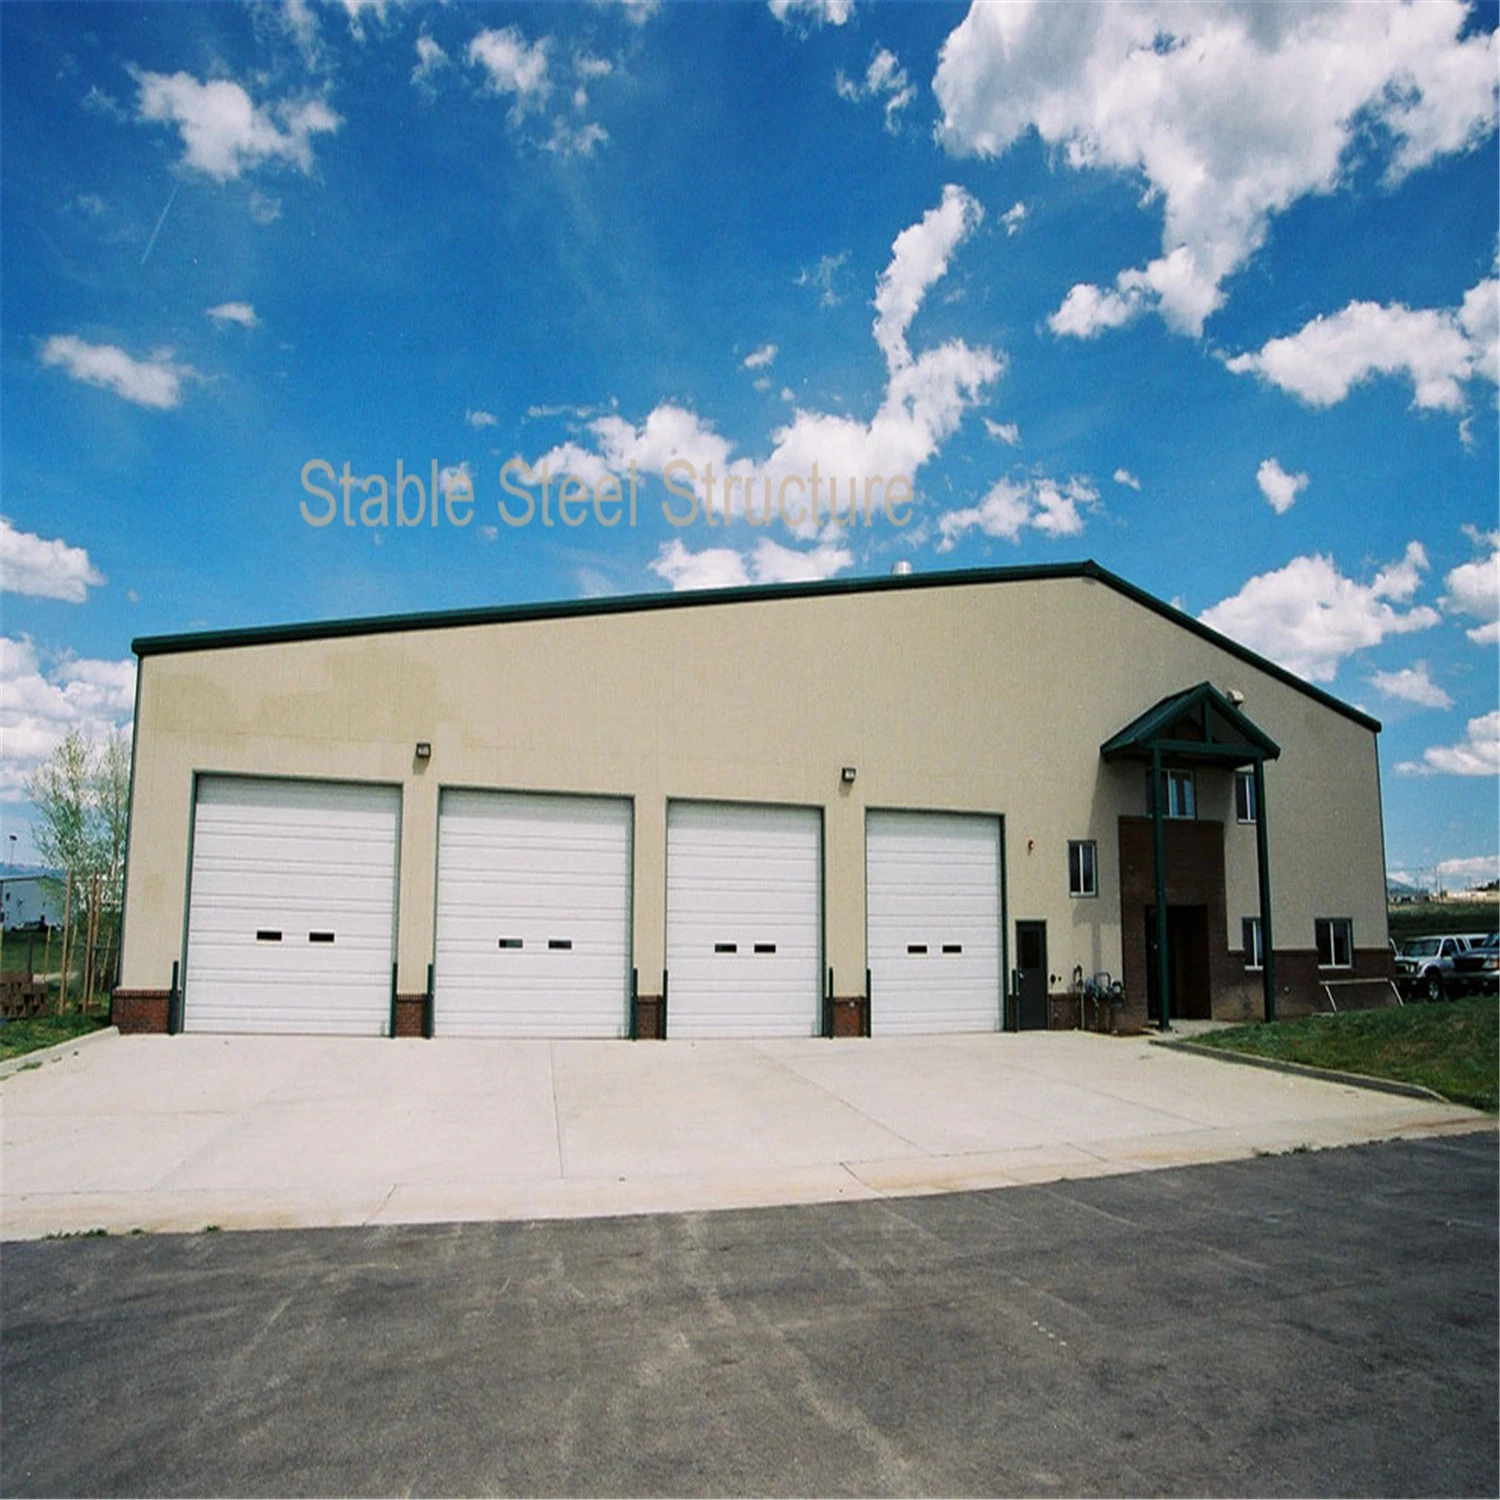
466, 408, 499, 429
0, 637, 135, 803
339, 0, 387, 43
282, 0, 321, 67
533, 187, 1000, 543
1441, 528, 1500, 644
206, 301, 257, 329
527, 440, 618, 492
40, 335, 193, 410
412, 34, 449, 89
768, 0, 853, 29
1227, 276, 1498, 414
467, 27, 551, 115
543, 119, 608, 157
1397, 710, 1500, 777
1198, 543, 1441, 683
649, 535, 853, 592
985, 419, 1020, 447
936, 2, 1499, 337
743, 343, 777, 370
836, 47, 916, 133
1256, 457, 1308, 515
1368, 662, 1453, 709
1436, 853, 1500, 886
1000, 201, 1027, 237
599, 0, 660, 24
1048, 281, 1138, 340
132, 69, 341, 182
438, 462, 472, 498
0, 519, 106, 604
936, 473, 1099, 550
649, 541, 750, 591
873, 183, 983, 372
797, 250, 849, 308
1112, 467, 1140, 490
248, 190, 282, 225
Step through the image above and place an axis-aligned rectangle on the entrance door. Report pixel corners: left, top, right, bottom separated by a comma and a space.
1145, 905, 1212, 1022
1015, 920, 1048, 1030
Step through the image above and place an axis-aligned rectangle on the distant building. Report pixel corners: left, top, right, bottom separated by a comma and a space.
1, 870, 66, 932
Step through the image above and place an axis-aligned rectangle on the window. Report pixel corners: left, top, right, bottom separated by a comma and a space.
1147, 768, 1196, 819
1316, 918, 1353, 969
1068, 840, 1098, 897
1242, 917, 1263, 970
1235, 770, 1258, 824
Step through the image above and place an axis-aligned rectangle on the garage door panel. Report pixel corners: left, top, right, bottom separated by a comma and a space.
667, 802, 821, 1039
867, 810, 1002, 1036
184, 777, 400, 1035
434, 790, 631, 1038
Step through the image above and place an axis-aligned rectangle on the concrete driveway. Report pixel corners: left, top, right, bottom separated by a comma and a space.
1, 1030, 1486, 1239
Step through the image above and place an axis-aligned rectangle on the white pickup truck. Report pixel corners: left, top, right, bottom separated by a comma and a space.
1394, 933, 1488, 1001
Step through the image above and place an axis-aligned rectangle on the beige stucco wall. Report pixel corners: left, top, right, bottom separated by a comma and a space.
120, 573, 1390, 998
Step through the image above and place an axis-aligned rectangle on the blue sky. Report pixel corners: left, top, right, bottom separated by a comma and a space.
2, 0, 1497, 888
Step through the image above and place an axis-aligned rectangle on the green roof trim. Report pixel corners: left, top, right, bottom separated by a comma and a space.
131, 559, 1382, 734
1101, 681, 1282, 764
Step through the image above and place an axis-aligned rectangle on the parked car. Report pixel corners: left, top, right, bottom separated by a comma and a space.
1394, 934, 1478, 1001
1450, 933, 1499, 996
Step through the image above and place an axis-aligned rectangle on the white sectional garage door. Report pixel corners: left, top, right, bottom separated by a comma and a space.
866, 810, 1002, 1036
184, 776, 400, 1035
666, 802, 821, 1038
434, 790, 631, 1037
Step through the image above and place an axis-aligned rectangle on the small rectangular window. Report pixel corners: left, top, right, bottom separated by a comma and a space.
942, 943, 963, 955
309, 931, 335, 944
714, 942, 738, 954
498, 938, 523, 949
1315, 918, 1353, 969
1068, 840, 1098, 898
753, 942, 776, 954
256, 930, 282, 943
1242, 917, 1263, 970
907, 943, 928, 955
1146, 768, 1197, 819
1235, 770, 1258, 824
547, 938, 572, 951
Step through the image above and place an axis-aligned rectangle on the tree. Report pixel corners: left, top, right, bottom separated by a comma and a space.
25, 729, 131, 903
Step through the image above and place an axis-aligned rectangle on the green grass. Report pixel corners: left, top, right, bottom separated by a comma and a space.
0, 1012, 108, 1062
1388, 899, 1499, 942
1189, 996, 1499, 1112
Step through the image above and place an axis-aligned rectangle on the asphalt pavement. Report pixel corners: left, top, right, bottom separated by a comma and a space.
3, 1130, 1495, 1497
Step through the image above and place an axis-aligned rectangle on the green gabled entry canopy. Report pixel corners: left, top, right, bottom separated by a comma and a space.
1100, 681, 1280, 767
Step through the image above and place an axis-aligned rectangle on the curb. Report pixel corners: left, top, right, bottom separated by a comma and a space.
0, 1026, 119, 1081
1152, 1036, 1459, 1105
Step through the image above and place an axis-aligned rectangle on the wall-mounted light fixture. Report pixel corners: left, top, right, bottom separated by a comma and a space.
1226, 688, 1246, 706
840, 766, 857, 784
415, 741, 432, 760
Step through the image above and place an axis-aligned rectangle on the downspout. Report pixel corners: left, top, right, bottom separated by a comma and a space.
1254, 758, 1276, 1023
1152, 747, 1171, 1032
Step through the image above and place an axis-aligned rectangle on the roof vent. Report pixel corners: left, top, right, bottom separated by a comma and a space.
891, 560, 913, 577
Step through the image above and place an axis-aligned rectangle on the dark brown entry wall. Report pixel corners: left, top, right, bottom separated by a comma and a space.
1118, 816, 1239, 1029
